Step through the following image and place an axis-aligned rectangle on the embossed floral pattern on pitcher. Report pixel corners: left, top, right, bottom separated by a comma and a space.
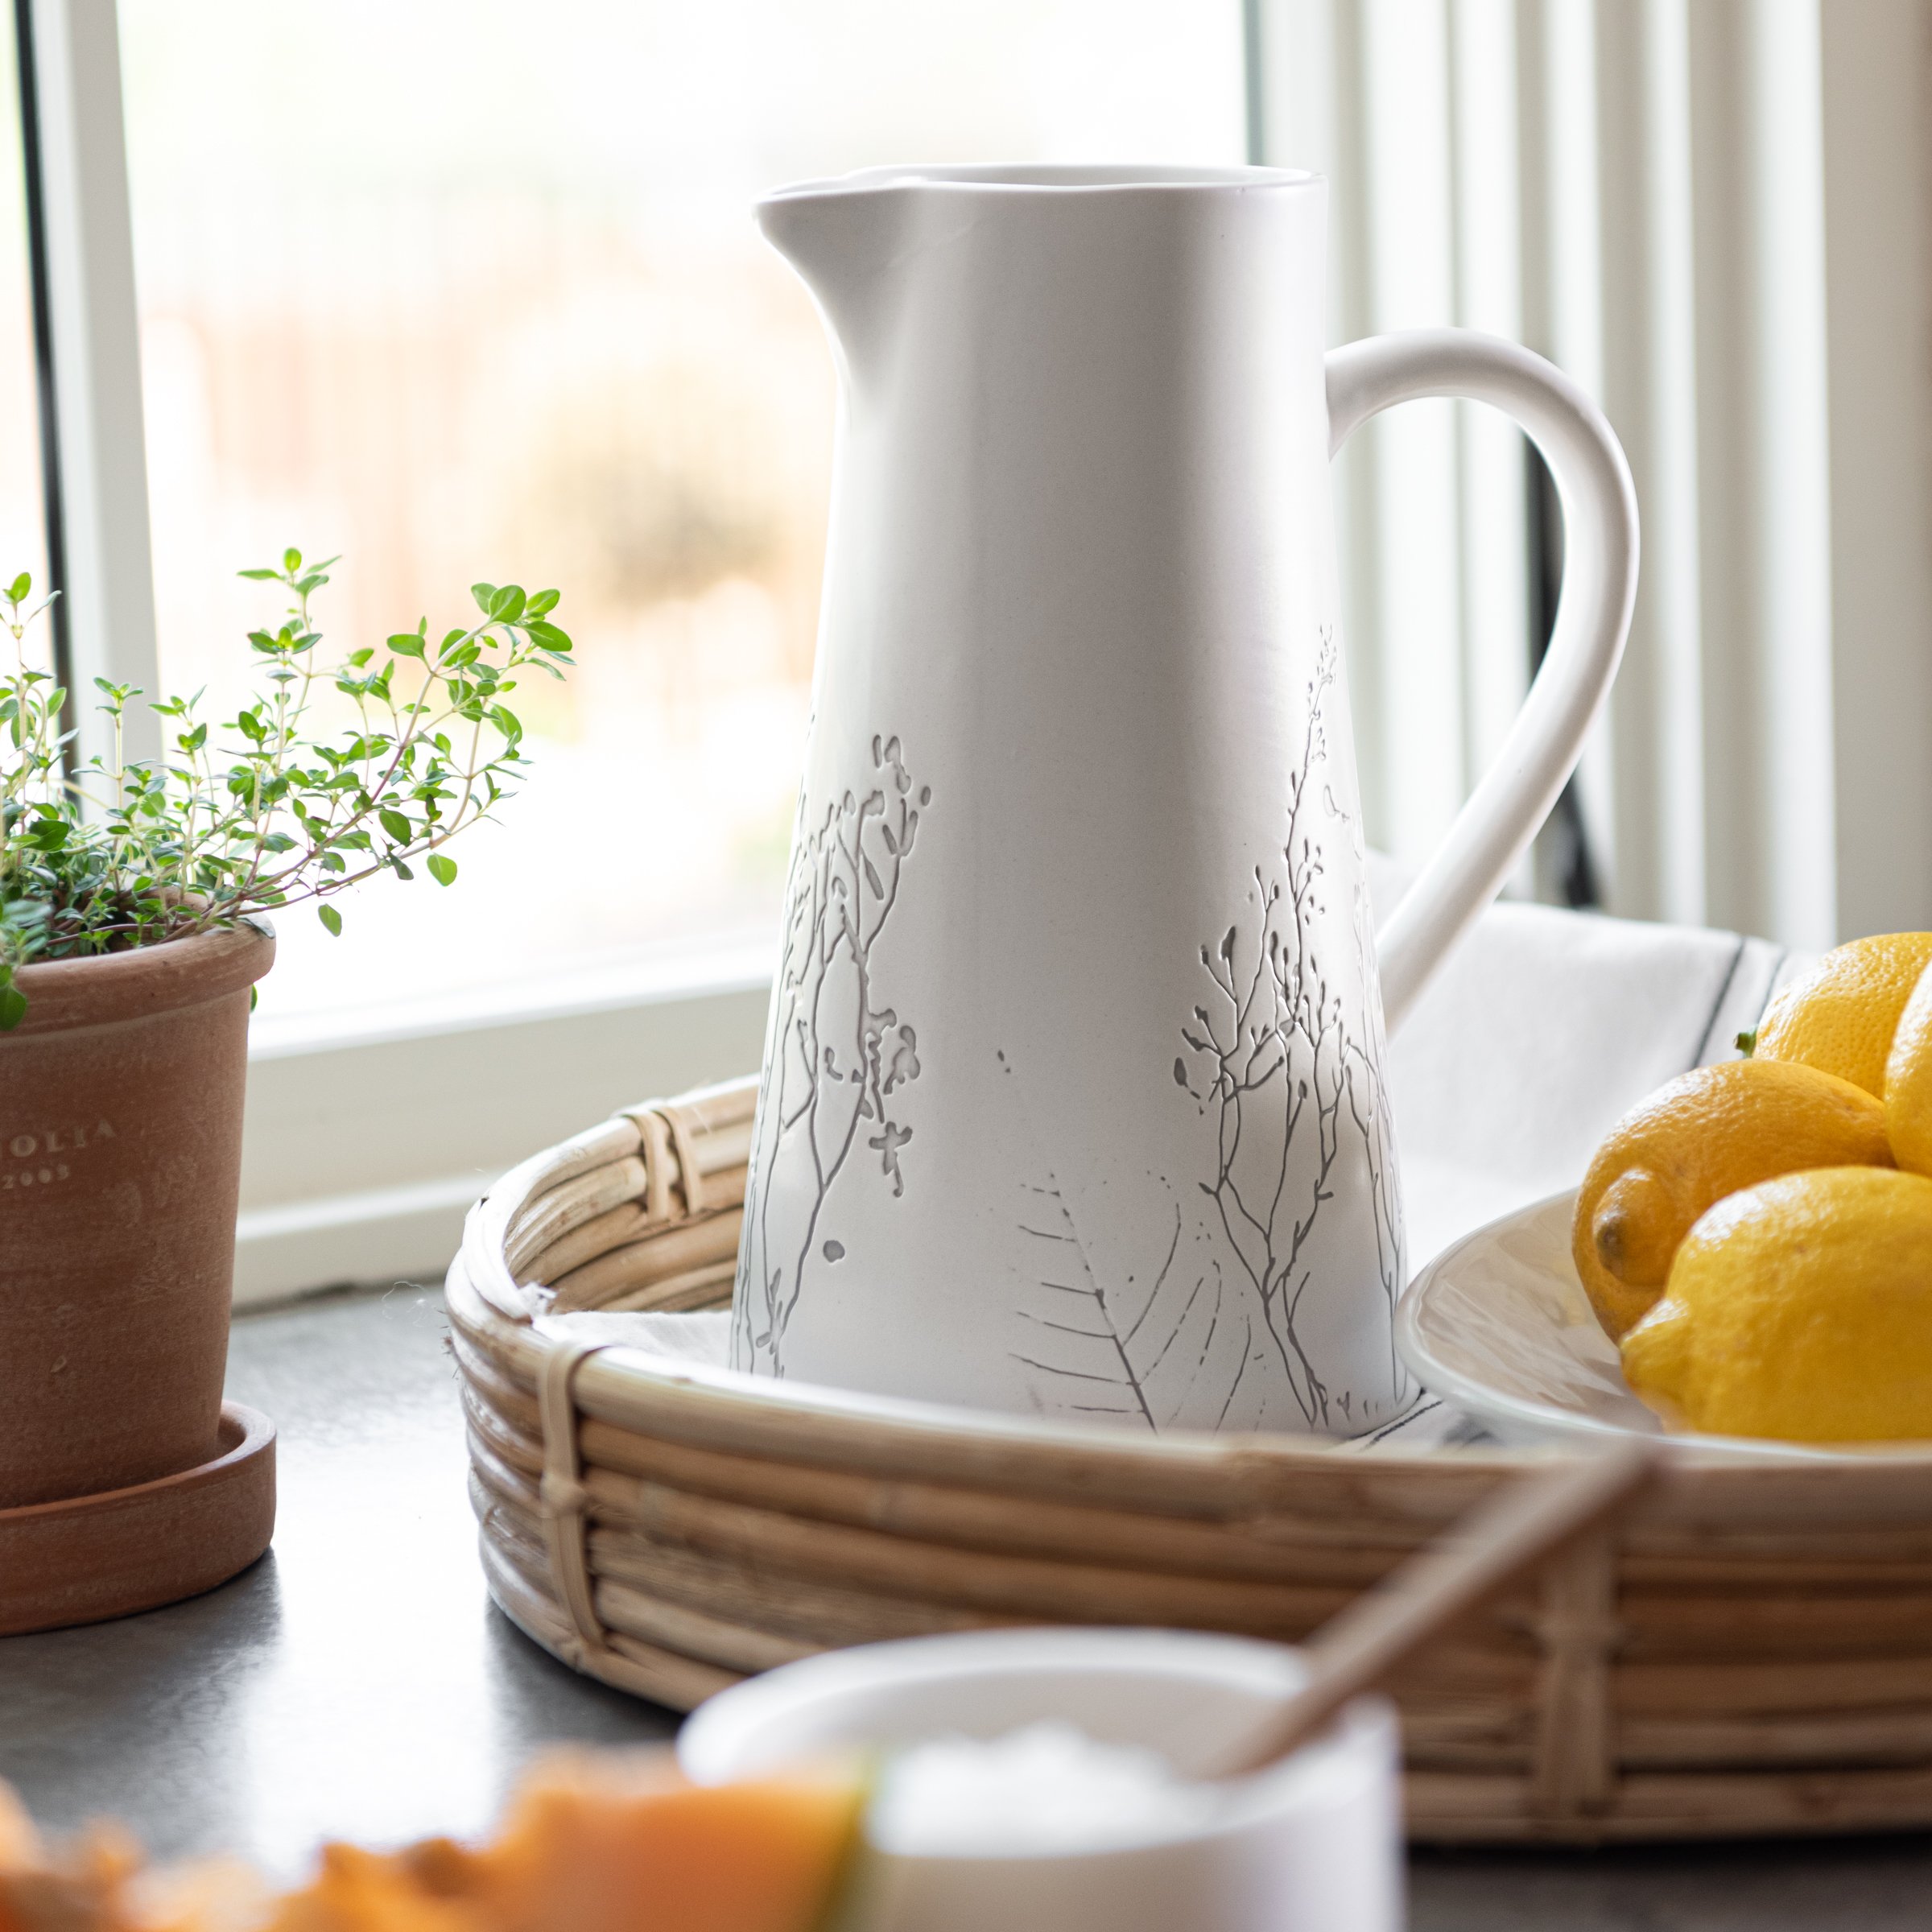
735, 734, 931, 1374
1007, 638, 1407, 1435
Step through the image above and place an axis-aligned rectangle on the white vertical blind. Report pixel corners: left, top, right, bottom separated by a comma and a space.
1815, 1, 1932, 943
1449, 0, 1530, 821
1258, 0, 1932, 949
1591, 0, 1706, 928
1357, 0, 1468, 857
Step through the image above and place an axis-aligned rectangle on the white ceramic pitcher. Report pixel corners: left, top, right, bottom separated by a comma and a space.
733, 163, 1637, 1439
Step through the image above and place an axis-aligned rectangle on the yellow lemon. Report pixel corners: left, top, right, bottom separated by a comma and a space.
1621, 1166, 1932, 1442
1884, 961, 1932, 1177
1752, 931, 1932, 1099
1571, 1059, 1891, 1341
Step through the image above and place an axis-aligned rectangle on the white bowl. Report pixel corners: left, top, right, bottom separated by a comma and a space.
677, 1627, 1402, 1932
1396, 1188, 1932, 1461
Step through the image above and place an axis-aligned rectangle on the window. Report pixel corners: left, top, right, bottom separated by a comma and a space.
93, 0, 1244, 1294
117, 0, 1246, 1028
15, 1, 1930, 1300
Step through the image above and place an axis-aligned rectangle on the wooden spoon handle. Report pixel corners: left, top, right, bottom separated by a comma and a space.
1216, 1437, 1662, 1776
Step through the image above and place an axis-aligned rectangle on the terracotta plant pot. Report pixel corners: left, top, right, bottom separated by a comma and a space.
1, 922, 274, 1509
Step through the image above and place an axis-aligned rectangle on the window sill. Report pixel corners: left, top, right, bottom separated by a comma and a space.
237, 944, 771, 1307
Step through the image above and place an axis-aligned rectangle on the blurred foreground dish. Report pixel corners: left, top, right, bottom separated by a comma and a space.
0, 1752, 863, 1932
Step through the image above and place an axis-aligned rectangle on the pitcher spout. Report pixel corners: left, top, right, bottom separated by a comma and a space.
758, 163, 1323, 396
755, 174, 919, 384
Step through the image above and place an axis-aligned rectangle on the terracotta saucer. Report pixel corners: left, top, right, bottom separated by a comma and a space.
0, 1402, 276, 1637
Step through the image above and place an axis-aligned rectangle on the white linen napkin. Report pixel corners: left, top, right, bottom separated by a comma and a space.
539, 861, 1804, 1449
535, 1308, 734, 1363
1368, 852, 1796, 1269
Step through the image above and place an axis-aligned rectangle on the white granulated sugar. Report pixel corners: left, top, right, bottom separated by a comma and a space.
866, 1721, 1228, 1856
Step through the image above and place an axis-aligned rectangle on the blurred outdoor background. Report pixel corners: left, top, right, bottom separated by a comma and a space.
106, 0, 1245, 1022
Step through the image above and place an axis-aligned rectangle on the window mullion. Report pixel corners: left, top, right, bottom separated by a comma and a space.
16, 0, 159, 770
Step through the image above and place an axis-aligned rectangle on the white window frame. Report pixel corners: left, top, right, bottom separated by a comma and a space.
17, 0, 158, 770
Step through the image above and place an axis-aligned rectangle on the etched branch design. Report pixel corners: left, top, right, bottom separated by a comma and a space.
1162, 634, 1346, 1426
1343, 815, 1407, 1407
1009, 629, 1410, 1437
733, 734, 930, 1375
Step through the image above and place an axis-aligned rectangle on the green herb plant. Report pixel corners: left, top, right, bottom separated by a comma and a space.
0, 550, 572, 1029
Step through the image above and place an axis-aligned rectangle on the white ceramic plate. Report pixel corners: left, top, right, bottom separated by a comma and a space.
1394, 1190, 1875, 1463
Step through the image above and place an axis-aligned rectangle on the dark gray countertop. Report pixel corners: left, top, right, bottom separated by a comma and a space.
3, 1286, 1928, 1926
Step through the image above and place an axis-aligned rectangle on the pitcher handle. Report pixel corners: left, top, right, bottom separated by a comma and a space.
1325, 329, 1638, 1034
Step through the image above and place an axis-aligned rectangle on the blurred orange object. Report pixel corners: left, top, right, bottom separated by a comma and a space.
480, 1752, 861, 1932
0, 1752, 864, 1932
0, 1781, 151, 1932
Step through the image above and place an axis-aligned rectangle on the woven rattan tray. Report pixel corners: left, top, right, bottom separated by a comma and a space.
449, 1075, 1932, 1845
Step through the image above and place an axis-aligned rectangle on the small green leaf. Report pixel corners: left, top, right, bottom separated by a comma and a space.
0, 983, 25, 1030
470, 582, 498, 614
0, 547, 569, 967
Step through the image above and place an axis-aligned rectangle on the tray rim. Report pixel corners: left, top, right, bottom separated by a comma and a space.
449, 1244, 1520, 1497
457, 1128, 1537, 1477
451, 1230, 1932, 1519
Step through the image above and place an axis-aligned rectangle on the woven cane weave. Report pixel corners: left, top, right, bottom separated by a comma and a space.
451, 1075, 1932, 1844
